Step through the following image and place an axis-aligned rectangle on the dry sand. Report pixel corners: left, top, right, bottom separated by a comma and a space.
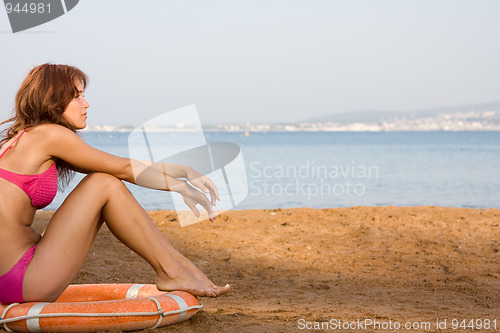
22, 207, 500, 332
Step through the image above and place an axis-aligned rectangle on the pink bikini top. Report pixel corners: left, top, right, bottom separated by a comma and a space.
0, 130, 57, 209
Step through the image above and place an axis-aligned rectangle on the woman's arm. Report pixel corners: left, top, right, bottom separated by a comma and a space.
41, 125, 218, 217
136, 160, 189, 179
42, 125, 172, 185
133, 160, 219, 205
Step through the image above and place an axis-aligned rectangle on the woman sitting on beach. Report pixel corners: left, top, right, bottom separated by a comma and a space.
0, 63, 230, 305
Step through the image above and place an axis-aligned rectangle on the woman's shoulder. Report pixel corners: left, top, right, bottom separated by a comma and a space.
24, 125, 81, 151
27, 124, 76, 138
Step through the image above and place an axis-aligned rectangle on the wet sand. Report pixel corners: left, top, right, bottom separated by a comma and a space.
26, 207, 499, 332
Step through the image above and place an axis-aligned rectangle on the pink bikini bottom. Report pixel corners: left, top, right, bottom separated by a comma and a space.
0, 245, 36, 304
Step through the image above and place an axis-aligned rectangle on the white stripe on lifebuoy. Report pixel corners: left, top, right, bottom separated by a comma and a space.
125, 284, 146, 299
26, 303, 49, 333
166, 294, 188, 323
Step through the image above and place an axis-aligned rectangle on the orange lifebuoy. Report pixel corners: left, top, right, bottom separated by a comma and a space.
0, 284, 202, 332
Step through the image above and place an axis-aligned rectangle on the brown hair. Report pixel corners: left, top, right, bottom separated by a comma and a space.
0, 63, 89, 188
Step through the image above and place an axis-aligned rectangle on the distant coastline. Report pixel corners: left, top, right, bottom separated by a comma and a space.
84, 102, 500, 132
84, 111, 500, 132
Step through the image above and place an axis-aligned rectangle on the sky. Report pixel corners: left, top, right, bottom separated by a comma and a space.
0, 0, 499, 126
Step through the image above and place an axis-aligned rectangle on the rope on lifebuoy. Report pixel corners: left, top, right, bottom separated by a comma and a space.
149, 297, 164, 329
1, 302, 19, 332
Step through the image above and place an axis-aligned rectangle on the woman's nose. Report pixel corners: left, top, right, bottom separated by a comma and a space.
82, 97, 89, 108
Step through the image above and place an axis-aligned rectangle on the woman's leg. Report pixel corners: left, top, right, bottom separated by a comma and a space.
23, 172, 230, 302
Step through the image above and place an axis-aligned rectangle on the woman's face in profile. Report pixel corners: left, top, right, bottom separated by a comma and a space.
62, 81, 89, 130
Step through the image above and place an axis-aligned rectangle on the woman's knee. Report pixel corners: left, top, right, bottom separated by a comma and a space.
71, 173, 129, 204
82, 172, 127, 193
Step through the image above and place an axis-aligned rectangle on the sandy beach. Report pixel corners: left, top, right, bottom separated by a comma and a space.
21, 206, 500, 332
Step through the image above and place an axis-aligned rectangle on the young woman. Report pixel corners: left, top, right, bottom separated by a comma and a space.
0, 63, 230, 304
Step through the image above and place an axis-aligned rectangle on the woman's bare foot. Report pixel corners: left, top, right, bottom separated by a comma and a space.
155, 267, 230, 297
157, 246, 232, 297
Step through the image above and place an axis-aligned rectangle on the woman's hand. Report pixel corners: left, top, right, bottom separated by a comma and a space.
175, 181, 216, 222
185, 168, 220, 206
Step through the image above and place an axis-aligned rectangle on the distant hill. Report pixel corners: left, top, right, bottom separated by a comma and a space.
303, 101, 500, 124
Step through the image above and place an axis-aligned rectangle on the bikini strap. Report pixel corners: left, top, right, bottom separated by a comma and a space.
0, 130, 26, 159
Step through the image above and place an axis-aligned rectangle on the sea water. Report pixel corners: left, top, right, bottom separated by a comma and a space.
46, 131, 500, 210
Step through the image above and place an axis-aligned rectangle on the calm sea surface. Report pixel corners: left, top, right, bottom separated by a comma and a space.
46, 131, 500, 210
